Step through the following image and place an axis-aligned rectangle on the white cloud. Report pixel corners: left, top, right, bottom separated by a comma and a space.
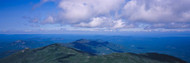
77, 17, 105, 27
121, 0, 190, 30
58, 0, 125, 23
112, 20, 126, 29
34, 0, 190, 32
122, 0, 190, 22
75, 17, 128, 29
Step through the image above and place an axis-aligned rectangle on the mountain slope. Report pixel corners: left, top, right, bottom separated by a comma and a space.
0, 43, 186, 63
0, 40, 54, 58
63, 39, 127, 55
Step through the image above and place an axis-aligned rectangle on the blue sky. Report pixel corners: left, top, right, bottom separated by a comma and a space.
0, 0, 190, 35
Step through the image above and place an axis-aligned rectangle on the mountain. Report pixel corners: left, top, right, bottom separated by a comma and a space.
62, 39, 127, 55
0, 43, 186, 63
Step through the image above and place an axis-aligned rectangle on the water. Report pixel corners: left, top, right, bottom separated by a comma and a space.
0, 34, 190, 62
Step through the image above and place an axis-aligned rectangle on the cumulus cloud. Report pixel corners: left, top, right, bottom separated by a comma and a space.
122, 0, 190, 30
122, 0, 190, 22
33, 0, 190, 32
57, 0, 125, 23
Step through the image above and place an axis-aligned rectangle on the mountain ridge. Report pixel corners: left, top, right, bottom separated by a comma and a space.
62, 39, 127, 55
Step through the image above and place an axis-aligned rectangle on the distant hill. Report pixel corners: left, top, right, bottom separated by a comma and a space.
0, 43, 186, 63
63, 39, 127, 55
0, 40, 54, 58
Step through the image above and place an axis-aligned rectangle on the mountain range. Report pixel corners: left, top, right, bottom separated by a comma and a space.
0, 39, 127, 58
0, 43, 186, 63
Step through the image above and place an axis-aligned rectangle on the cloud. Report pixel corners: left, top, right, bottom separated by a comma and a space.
122, 0, 190, 29
75, 17, 129, 29
32, 0, 190, 32
122, 0, 190, 22
145, 23, 190, 29
122, 0, 172, 22
57, 0, 125, 23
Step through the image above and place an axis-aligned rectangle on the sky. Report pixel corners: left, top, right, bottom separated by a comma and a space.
0, 0, 190, 35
